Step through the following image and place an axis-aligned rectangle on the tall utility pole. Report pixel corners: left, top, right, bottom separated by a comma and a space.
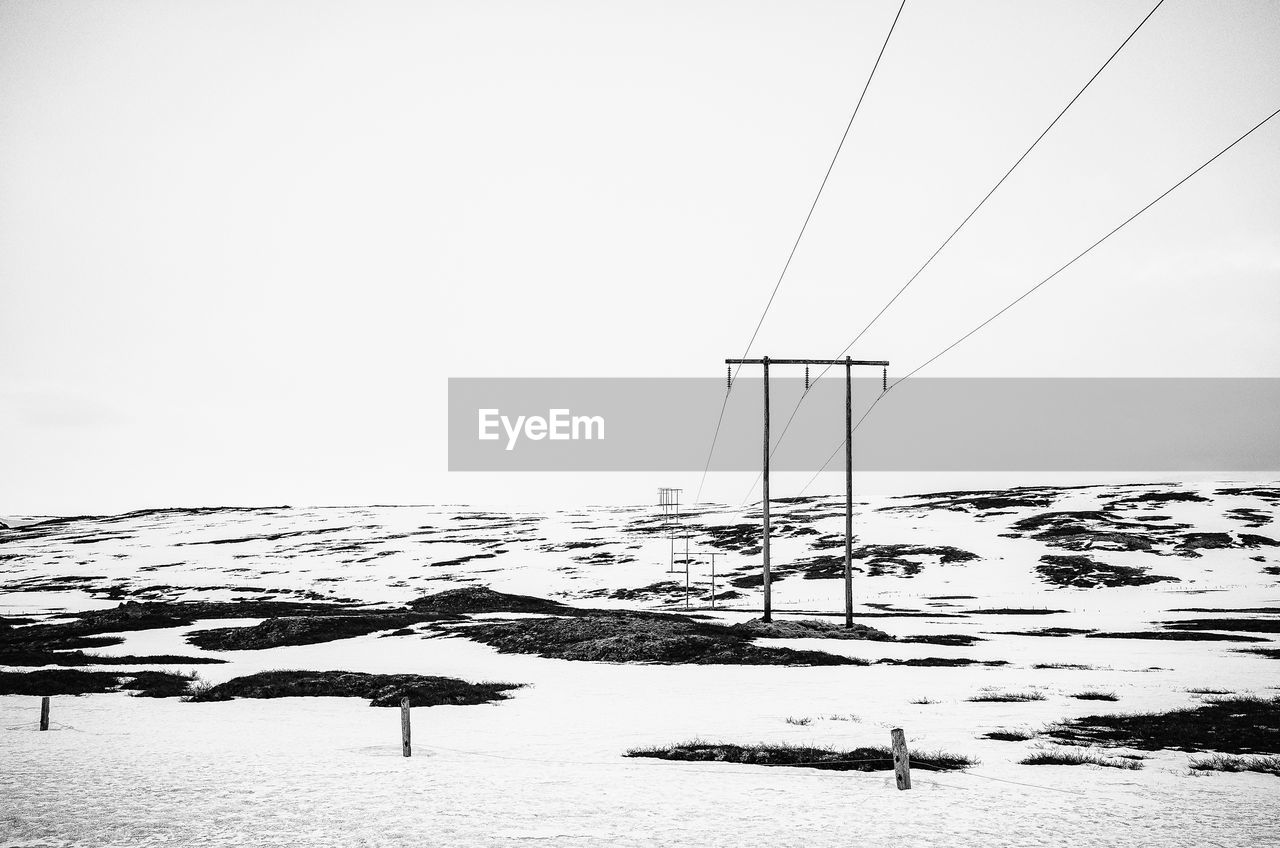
725, 356, 889, 626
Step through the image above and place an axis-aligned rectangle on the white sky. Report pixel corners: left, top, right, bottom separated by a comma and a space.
2, 0, 1278, 514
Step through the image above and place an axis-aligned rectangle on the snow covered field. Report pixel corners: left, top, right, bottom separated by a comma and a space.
2, 481, 1278, 847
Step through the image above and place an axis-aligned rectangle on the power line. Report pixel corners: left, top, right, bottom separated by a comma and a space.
691, 0, 908, 505
739, 0, 1166, 503
795, 102, 1280, 497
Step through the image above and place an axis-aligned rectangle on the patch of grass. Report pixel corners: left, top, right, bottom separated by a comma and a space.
968, 690, 1047, 703
784, 716, 812, 726
1033, 663, 1095, 670
456, 612, 864, 666
909, 698, 938, 705
984, 729, 1036, 741
1071, 691, 1118, 701
186, 669, 523, 708
625, 741, 976, 772
1046, 696, 1280, 754
1186, 687, 1233, 695
1189, 753, 1280, 776
1019, 748, 1142, 769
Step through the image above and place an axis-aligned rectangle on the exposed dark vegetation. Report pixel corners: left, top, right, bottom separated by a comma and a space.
963, 608, 1067, 615
5, 600, 373, 655
1033, 663, 1095, 669
1036, 555, 1178, 589
968, 690, 1047, 703
186, 670, 522, 707
876, 657, 1007, 667
625, 741, 975, 772
1071, 691, 1119, 702
996, 627, 1097, 638
881, 487, 1064, 513
1233, 647, 1280, 660
0, 647, 225, 667
1160, 617, 1280, 634
1189, 754, 1280, 776
582, 581, 687, 601
1019, 749, 1142, 770
729, 618, 891, 642
409, 586, 566, 615
984, 729, 1036, 741
899, 633, 985, 647
1086, 630, 1266, 642
1046, 696, 1280, 754
0, 668, 195, 697
797, 543, 979, 579
186, 612, 440, 651
455, 612, 864, 666
1225, 507, 1272, 528
1110, 491, 1206, 505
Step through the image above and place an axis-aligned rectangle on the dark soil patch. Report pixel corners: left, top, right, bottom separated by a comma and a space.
1226, 508, 1272, 528
625, 741, 975, 772
1036, 555, 1178, 589
187, 670, 521, 708
1046, 696, 1280, 754
454, 612, 861, 666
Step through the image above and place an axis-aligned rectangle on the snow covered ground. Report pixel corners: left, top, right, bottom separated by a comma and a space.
2, 480, 1278, 847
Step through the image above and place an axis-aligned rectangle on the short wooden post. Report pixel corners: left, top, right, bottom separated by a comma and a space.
890, 727, 911, 790
400, 697, 412, 757
39, 696, 51, 731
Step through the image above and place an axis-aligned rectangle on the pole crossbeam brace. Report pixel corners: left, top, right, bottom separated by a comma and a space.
726, 354, 889, 627
726, 358, 889, 366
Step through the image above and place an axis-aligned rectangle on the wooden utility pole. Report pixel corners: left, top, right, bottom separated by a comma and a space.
761, 356, 771, 621
400, 697, 412, 757
725, 356, 888, 627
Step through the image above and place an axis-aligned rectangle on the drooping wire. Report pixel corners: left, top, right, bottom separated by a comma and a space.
691, 0, 909, 505
737, 0, 1167, 503
794, 103, 1280, 497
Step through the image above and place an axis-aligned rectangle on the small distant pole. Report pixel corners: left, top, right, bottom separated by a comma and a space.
39, 696, 50, 731
400, 697, 412, 757
890, 727, 911, 790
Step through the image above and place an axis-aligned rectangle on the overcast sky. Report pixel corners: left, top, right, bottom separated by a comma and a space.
2, 0, 1278, 515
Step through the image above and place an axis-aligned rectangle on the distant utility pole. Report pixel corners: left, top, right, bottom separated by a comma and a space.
725, 356, 889, 625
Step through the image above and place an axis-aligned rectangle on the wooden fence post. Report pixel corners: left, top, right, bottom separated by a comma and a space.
890, 727, 911, 790
39, 696, 50, 731
401, 697, 412, 757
